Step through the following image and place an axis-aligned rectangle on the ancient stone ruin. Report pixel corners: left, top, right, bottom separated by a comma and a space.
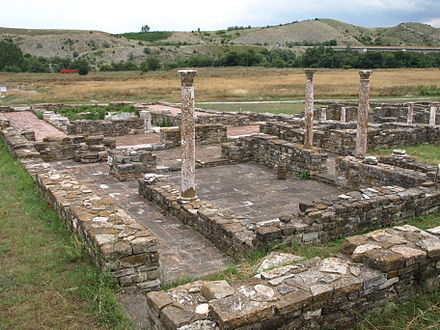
1, 69, 440, 329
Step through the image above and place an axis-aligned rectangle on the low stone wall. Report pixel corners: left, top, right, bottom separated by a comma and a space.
160, 124, 228, 148
221, 134, 328, 174
262, 121, 440, 156
335, 156, 434, 189
316, 101, 440, 125
146, 224, 440, 329
0, 127, 40, 159
1, 126, 161, 292
378, 152, 436, 173
0, 113, 10, 129
139, 175, 254, 256
108, 147, 156, 181
66, 118, 145, 136
254, 184, 440, 246
34, 135, 116, 163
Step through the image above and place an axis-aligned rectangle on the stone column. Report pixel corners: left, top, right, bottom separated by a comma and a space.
320, 107, 327, 121
304, 69, 315, 148
406, 102, 414, 125
355, 70, 372, 158
429, 105, 437, 126
340, 106, 347, 123
140, 110, 153, 133
178, 70, 197, 199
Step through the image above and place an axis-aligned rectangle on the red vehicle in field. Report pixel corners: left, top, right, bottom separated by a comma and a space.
59, 69, 78, 74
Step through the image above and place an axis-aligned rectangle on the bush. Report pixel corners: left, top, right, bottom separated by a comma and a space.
140, 57, 161, 72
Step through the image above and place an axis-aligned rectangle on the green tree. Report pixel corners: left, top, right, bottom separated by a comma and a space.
0, 41, 24, 71
140, 57, 160, 72
141, 25, 150, 32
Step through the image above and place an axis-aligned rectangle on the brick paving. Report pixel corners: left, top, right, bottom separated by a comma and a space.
51, 161, 229, 282
4, 111, 66, 141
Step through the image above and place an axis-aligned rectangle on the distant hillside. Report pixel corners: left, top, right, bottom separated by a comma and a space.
1, 19, 439, 68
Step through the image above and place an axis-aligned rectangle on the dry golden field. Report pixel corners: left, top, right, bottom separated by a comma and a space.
1, 67, 440, 105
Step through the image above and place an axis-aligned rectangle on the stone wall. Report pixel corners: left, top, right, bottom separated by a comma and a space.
108, 147, 157, 181
66, 118, 145, 136
160, 124, 228, 148
316, 101, 440, 124
139, 175, 254, 256
262, 121, 440, 156
254, 184, 440, 246
34, 135, 116, 163
1, 125, 161, 292
221, 134, 328, 174
335, 156, 434, 189
0, 113, 10, 129
146, 224, 440, 329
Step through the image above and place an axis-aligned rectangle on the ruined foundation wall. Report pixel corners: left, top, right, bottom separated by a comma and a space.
254, 184, 440, 247
0, 126, 161, 292
34, 135, 116, 163
146, 224, 440, 330
66, 119, 145, 136
222, 134, 328, 173
160, 124, 228, 148
108, 147, 156, 181
262, 122, 440, 156
335, 156, 434, 189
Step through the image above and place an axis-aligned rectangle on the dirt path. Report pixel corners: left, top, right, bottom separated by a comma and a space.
4, 111, 66, 141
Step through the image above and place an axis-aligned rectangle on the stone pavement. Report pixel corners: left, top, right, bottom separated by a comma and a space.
51, 161, 229, 282
4, 111, 66, 141
167, 162, 343, 224
155, 144, 223, 168
227, 125, 260, 137
146, 104, 211, 116
114, 133, 161, 147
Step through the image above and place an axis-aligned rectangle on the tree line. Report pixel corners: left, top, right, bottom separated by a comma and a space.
1, 40, 440, 74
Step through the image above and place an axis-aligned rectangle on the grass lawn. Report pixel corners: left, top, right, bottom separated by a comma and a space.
371, 144, 440, 165
0, 140, 132, 330
196, 102, 304, 114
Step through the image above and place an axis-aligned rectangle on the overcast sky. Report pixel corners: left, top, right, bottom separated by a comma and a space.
1, 0, 439, 33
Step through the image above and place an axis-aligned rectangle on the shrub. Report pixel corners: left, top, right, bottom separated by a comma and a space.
140, 57, 161, 72
299, 170, 310, 180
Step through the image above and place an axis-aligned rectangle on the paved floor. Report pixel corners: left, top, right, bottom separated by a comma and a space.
155, 144, 223, 168
227, 125, 260, 136
114, 133, 161, 147
167, 162, 343, 224
146, 104, 211, 116
51, 161, 229, 282
4, 111, 66, 141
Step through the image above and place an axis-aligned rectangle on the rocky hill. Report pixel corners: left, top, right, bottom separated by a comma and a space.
1, 19, 439, 67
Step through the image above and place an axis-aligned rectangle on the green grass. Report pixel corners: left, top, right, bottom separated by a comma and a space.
197, 102, 304, 114
357, 287, 440, 329
119, 31, 172, 42
371, 144, 440, 165
0, 139, 132, 329
57, 104, 137, 121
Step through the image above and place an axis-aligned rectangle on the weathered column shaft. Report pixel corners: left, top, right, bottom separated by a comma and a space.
320, 107, 327, 121
340, 107, 347, 123
355, 70, 372, 158
140, 110, 152, 133
304, 69, 315, 148
178, 70, 197, 199
407, 103, 414, 125
429, 106, 437, 126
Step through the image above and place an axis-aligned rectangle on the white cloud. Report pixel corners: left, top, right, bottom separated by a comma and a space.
0, 0, 438, 32
425, 18, 440, 27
